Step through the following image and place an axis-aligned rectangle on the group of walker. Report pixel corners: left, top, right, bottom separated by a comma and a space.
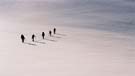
21, 28, 56, 43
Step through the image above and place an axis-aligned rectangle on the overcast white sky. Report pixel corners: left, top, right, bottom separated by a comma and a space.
0, 0, 135, 35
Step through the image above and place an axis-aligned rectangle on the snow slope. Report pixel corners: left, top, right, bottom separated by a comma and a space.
0, 26, 135, 76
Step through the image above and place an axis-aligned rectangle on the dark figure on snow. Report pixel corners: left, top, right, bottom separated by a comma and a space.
49, 30, 52, 36
53, 28, 56, 34
21, 34, 25, 43
42, 32, 45, 39
32, 34, 36, 42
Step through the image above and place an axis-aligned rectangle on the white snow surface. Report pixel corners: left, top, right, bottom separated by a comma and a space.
0, 25, 135, 76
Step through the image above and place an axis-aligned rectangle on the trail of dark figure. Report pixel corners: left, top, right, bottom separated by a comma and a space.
32, 34, 36, 42
53, 28, 56, 34
24, 42, 37, 46
21, 34, 25, 43
42, 32, 45, 39
49, 30, 52, 37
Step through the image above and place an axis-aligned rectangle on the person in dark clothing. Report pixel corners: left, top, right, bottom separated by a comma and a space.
53, 28, 56, 34
21, 34, 25, 43
42, 32, 45, 39
49, 30, 52, 36
32, 34, 36, 42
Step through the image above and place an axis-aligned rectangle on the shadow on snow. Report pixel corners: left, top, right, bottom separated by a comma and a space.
56, 33, 67, 36
44, 38, 57, 42
24, 42, 37, 46
51, 35, 61, 38
34, 41, 46, 44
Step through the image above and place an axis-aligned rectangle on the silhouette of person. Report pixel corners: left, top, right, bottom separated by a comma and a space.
32, 34, 36, 42
53, 28, 56, 34
21, 34, 25, 43
49, 30, 52, 36
42, 32, 45, 39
